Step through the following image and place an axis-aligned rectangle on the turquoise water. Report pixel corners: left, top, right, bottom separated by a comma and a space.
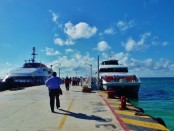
130, 77, 174, 131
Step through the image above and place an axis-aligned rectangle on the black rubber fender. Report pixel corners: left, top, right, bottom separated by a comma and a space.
153, 117, 166, 127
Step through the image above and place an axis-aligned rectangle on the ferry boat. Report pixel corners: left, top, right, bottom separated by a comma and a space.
2, 47, 53, 86
99, 59, 141, 98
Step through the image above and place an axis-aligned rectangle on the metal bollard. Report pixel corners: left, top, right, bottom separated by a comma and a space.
107, 90, 115, 98
120, 96, 126, 109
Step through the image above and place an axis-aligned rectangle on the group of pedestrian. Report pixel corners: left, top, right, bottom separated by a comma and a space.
71, 77, 79, 86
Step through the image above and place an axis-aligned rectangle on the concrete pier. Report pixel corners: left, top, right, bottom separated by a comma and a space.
0, 85, 123, 131
0, 84, 169, 131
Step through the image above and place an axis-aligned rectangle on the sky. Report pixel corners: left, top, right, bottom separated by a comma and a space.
0, 0, 174, 78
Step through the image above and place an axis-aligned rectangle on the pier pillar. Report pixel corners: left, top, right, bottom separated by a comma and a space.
107, 90, 115, 98
120, 96, 126, 109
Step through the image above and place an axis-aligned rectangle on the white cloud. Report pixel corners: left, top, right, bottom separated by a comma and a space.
125, 56, 174, 77
54, 37, 74, 46
49, 10, 59, 23
162, 41, 168, 46
113, 52, 129, 65
104, 28, 115, 35
65, 48, 74, 53
144, 58, 153, 67
151, 36, 169, 47
94, 41, 111, 51
1, 49, 174, 78
98, 51, 174, 77
154, 58, 173, 70
45, 47, 60, 56
74, 53, 82, 60
116, 20, 134, 31
14, 44, 174, 77
124, 37, 136, 51
5, 62, 11, 66
49, 52, 96, 77
64, 21, 97, 39
129, 58, 154, 69
123, 32, 151, 52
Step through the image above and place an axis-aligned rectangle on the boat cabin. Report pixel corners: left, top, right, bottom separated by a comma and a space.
101, 60, 119, 65
23, 63, 47, 68
99, 67, 128, 73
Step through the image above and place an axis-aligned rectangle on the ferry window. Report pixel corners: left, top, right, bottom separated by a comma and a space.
101, 60, 118, 65
100, 68, 128, 72
23, 63, 31, 68
23, 63, 46, 68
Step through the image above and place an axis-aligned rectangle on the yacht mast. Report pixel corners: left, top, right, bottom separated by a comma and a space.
31, 47, 37, 63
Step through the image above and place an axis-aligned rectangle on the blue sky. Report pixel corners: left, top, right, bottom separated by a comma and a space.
0, 0, 174, 78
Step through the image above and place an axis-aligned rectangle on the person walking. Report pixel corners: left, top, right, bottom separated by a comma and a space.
64, 76, 70, 91
45, 72, 63, 113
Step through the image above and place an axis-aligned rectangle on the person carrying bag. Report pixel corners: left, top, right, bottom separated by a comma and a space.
45, 72, 63, 113
58, 86, 63, 95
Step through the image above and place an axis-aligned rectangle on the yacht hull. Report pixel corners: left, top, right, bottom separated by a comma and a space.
11, 76, 48, 85
104, 84, 140, 98
102, 81, 141, 98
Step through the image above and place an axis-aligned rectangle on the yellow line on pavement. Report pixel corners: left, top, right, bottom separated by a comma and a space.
58, 98, 74, 129
112, 105, 140, 111
121, 118, 169, 131
115, 110, 150, 118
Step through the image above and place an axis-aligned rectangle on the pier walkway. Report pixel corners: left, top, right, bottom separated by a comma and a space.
0, 85, 123, 131
0, 84, 169, 131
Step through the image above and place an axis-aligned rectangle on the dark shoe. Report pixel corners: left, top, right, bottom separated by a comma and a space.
51, 110, 55, 113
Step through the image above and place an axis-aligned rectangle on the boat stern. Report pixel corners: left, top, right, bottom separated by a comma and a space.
101, 75, 141, 98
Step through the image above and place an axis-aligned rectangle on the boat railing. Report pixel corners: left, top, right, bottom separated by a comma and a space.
102, 75, 138, 83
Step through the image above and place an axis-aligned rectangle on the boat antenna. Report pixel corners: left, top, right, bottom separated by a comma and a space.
31, 47, 37, 63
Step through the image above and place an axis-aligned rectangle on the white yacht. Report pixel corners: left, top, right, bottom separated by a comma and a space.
99, 59, 141, 98
2, 47, 53, 86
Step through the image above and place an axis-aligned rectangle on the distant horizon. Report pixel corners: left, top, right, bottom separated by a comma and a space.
139, 76, 174, 78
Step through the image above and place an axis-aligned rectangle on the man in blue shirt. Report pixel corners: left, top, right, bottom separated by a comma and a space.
45, 72, 63, 113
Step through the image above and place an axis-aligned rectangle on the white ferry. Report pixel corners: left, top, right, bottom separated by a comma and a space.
2, 47, 53, 86
99, 59, 141, 98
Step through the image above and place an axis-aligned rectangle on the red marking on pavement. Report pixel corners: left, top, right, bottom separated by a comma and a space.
100, 95, 129, 131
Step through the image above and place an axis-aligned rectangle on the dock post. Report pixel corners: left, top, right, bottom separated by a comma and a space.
120, 96, 126, 109
107, 90, 115, 98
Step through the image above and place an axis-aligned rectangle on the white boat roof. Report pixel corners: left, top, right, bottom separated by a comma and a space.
99, 64, 127, 68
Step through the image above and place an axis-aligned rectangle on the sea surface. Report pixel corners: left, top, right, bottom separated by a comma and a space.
130, 77, 174, 131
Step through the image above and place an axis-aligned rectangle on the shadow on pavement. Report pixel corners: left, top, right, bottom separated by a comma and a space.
53, 109, 112, 122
